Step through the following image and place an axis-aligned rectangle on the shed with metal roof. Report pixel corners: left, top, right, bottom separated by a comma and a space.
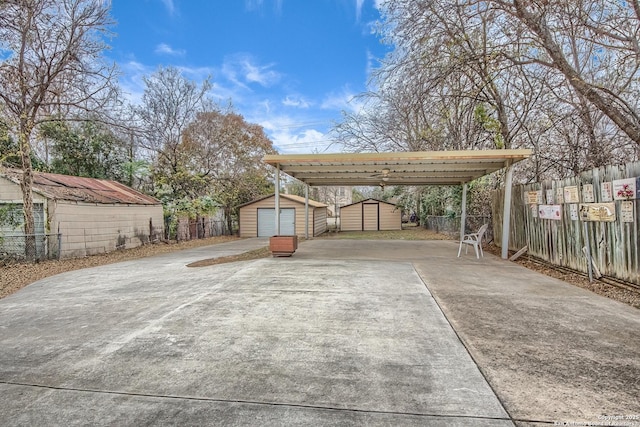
0, 167, 164, 259
340, 198, 402, 232
238, 193, 327, 238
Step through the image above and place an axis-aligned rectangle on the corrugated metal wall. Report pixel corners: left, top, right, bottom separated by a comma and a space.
340, 200, 402, 231
238, 196, 327, 238
493, 161, 640, 285
340, 203, 363, 231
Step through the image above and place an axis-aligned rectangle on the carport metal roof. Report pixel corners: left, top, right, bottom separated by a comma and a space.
263, 149, 532, 260
263, 149, 531, 187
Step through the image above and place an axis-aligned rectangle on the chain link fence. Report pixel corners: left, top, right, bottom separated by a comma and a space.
0, 233, 62, 262
424, 215, 493, 242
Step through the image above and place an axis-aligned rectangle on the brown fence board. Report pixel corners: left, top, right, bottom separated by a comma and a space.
493, 161, 640, 285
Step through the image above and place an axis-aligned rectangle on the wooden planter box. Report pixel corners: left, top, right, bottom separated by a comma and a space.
269, 235, 298, 257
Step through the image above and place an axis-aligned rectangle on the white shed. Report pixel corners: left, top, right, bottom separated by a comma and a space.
0, 167, 164, 259
340, 198, 402, 232
238, 193, 327, 238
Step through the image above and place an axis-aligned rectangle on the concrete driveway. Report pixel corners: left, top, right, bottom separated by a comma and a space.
1, 238, 510, 426
2, 237, 639, 426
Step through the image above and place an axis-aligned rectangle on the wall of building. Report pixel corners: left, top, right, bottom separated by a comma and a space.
340, 203, 363, 231
50, 201, 164, 258
340, 200, 401, 231
313, 207, 327, 236
0, 177, 47, 204
379, 202, 402, 230
239, 196, 327, 237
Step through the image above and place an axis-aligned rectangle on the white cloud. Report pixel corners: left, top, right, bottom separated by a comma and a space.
155, 43, 186, 57
118, 60, 152, 105
282, 95, 311, 109
160, 0, 176, 15
245, 0, 282, 14
244, 0, 264, 11
221, 53, 282, 89
251, 114, 338, 154
365, 49, 381, 77
245, 62, 280, 86
356, 0, 364, 21
270, 127, 333, 154
321, 87, 362, 113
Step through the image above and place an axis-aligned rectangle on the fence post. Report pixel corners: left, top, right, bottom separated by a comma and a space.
501, 163, 514, 259
460, 183, 468, 241
583, 223, 593, 282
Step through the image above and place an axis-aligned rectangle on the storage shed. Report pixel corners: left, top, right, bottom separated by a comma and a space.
238, 193, 328, 238
0, 167, 164, 259
340, 198, 402, 232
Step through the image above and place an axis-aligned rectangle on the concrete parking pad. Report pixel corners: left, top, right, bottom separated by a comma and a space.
0, 239, 510, 426
297, 239, 640, 426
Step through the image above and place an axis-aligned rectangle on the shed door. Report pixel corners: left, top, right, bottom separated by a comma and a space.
257, 208, 295, 237
363, 203, 379, 231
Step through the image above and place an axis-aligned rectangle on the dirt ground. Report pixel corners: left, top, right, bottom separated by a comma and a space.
1, 227, 639, 309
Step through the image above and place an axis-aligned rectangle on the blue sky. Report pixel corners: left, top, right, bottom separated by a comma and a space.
108, 0, 388, 154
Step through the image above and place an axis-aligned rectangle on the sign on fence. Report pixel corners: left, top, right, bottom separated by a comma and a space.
621, 201, 634, 223
526, 190, 543, 204
538, 205, 562, 220
579, 203, 616, 222
582, 184, 595, 203
613, 178, 636, 200
601, 182, 613, 202
563, 186, 580, 203
492, 160, 640, 285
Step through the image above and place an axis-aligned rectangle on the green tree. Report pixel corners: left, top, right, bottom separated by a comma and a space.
182, 110, 277, 234
40, 120, 128, 180
1, 120, 47, 170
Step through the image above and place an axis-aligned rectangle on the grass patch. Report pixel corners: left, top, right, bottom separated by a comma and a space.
319, 227, 452, 241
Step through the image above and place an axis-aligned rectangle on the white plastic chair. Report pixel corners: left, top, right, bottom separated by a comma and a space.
457, 224, 488, 259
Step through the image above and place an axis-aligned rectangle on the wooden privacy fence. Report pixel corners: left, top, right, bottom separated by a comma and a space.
492, 161, 640, 285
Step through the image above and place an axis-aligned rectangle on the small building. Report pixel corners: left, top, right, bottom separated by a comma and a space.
340, 198, 402, 232
238, 194, 327, 238
0, 167, 164, 259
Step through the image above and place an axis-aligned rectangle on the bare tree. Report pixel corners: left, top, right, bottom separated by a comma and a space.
0, 0, 117, 259
135, 66, 212, 199
337, 0, 640, 184
493, 0, 640, 146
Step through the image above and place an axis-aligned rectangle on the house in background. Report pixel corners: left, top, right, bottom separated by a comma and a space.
238, 193, 327, 238
0, 167, 163, 259
311, 186, 352, 216
340, 198, 402, 232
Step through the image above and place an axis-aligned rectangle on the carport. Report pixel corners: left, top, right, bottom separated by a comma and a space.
264, 149, 532, 258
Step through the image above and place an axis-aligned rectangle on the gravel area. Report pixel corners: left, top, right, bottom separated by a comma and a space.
2, 229, 639, 310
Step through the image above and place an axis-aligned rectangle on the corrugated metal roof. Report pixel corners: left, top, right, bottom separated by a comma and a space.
264, 149, 532, 186
238, 193, 328, 209
341, 198, 396, 209
1, 167, 161, 205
